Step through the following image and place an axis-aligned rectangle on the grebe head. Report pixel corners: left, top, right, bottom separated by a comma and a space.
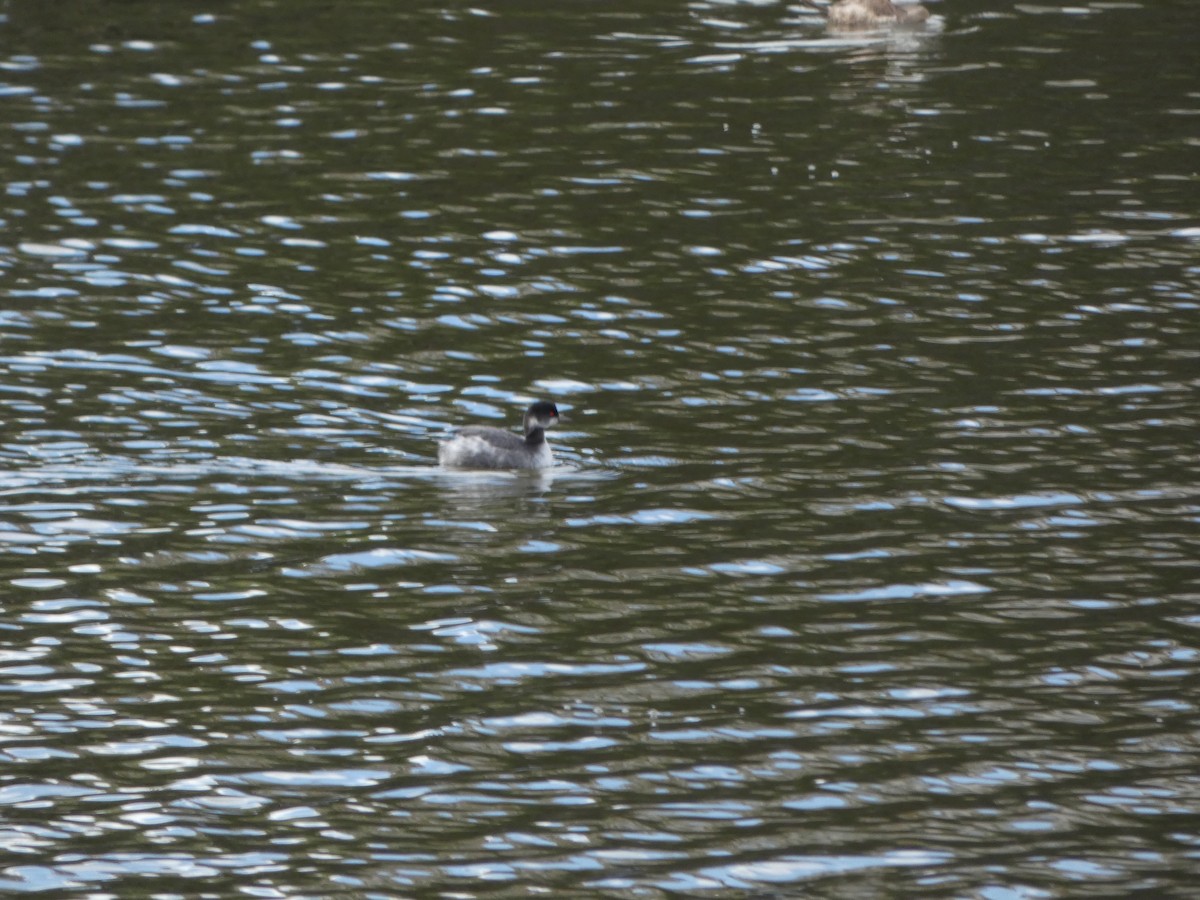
524, 401, 560, 435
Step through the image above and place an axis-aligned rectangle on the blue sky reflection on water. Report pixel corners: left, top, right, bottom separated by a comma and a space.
1, 0, 1199, 895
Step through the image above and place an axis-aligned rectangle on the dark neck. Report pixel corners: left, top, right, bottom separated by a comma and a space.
524, 426, 546, 446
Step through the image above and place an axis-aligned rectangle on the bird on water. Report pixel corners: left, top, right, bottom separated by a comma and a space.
801, 0, 930, 28
437, 401, 561, 470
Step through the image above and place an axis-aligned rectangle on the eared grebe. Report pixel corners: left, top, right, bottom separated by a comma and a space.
437, 401, 561, 470
802, 0, 930, 28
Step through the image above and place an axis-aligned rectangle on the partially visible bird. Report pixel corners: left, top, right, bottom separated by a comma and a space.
800, 0, 930, 29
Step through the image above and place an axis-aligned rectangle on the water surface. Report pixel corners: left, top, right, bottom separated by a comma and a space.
2, 0, 1198, 895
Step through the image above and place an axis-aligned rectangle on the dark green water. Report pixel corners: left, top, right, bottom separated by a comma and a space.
2, 0, 1198, 895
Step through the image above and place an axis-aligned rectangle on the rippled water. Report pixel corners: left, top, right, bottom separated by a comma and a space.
2, 0, 1198, 895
